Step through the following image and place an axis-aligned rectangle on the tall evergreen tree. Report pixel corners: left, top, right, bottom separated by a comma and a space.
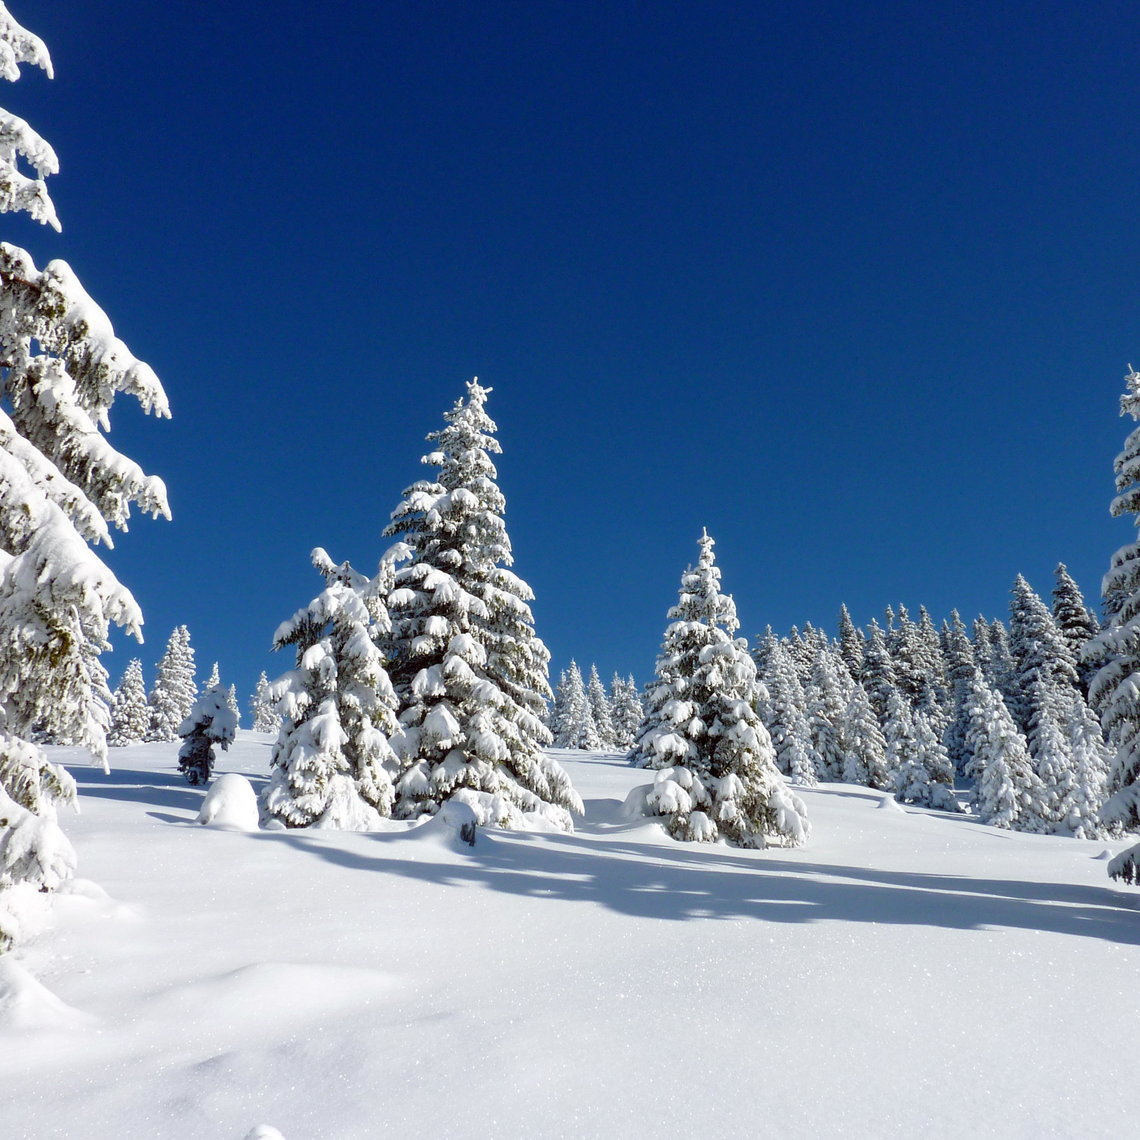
0, 4, 170, 950
553, 661, 600, 749
263, 549, 399, 829
609, 673, 643, 750
805, 646, 847, 781
383, 380, 580, 829
249, 671, 279, 733
629, 532, 809, 846
762, 641, 819, 786
1008, 575, 1080, 733
1088, 368, 1140, 880
1052, 562, 1099, 692
585, 663, 616, 749
860, 620, 898, 724
147, 626, 196, 743
841, 681, 891, 788
107, 659, 149, 747
837, 603, 865, 678
964, 674, 1046, 832
942, 610, 978, 775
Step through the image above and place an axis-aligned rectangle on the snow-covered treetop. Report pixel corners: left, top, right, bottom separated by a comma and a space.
667, 529, 738, 634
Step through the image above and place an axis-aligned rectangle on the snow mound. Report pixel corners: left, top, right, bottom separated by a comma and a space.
244, 1127, 286, 1140
437, 799, 478, 846
620, 782, 653, 819
877, 795, 905, 813
0, 959, 95, 1032
1092, 848, 1114, 861
152, 961, 394, 1027
196, 773, 260, 830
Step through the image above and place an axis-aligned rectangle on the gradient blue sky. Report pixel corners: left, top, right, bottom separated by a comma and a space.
8, 1, 1139, 706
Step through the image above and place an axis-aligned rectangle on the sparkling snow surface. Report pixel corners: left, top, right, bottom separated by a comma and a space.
3, 734, 1140, 1138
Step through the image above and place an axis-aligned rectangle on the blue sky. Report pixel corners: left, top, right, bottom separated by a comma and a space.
8, 1, 1139, 706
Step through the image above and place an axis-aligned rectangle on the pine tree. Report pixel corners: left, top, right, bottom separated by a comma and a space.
837, 603, 865, 678
805, 646, 847, 781
176, 686, 237, 786
585, 664, 616, 749
1008, 575, 1080, 733
609, 674, 643, 750
1088, 368, 1140, 882
860, 620, 898, 724
841, 681, 891, 788
1007, 575, 1106, 831
890, 694, 960, 811
629, 531, 808, 846
553, 661, 600, 749
383, 380, 580, 830
263, 549, 399, 830
249, 672, 279, 733
107, 659, 149, 747
761, 641, 819, 786
0, 5, 169, 950
1052, 563, 1099, 692
203, 661, 220, 693
942, 610, 978, 775
964, 674, 1046, 832
148, 626, 196, 742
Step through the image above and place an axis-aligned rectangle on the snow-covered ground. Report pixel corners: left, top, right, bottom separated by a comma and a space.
2, 733, 1139, 1139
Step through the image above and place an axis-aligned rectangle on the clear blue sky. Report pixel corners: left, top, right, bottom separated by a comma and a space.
8, 1, 1139, 707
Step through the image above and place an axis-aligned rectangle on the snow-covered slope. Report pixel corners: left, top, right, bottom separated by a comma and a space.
2, 734, 1138, 1138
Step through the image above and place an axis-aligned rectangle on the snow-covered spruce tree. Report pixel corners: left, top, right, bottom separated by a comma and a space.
841, 680, 891, 788
586, 663, 616, 748
203, 661, 220, 693
263, 549, 399, 830
383, 380, 581, 830
147, 626, 196, 742
176, 685, 236, 786
107, 658, 149, 747
805, 646, 848, 782
1008, 575, 1107, 831
942, 610, 978, 775
761, 641, 819, 786
249, 671, 279, 733
1052, 563, 1099, 692
628, 531, 808, 847
1088, 368, 1140, 880
964, 673, 1046, 832
893, 699, 960, 812
860, 620, 899, 725
552, 660, 599, 749
609, 673, 644, 750
0, 5, 170, 951
837, 603, 865, 679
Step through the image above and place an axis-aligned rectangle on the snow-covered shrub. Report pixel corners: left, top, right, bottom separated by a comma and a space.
177, 687, 237, 786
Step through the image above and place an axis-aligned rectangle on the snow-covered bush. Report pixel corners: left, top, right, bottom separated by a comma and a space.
177, 687, 237, 786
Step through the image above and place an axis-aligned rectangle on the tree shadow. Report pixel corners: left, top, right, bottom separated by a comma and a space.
242, 813, 1140, 948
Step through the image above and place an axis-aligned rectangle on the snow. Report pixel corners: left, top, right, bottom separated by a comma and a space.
196, 773, 259, 831
3, 734, 1140, 1137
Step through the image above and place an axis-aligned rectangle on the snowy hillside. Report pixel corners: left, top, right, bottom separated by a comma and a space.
2, 733, 1139, 1139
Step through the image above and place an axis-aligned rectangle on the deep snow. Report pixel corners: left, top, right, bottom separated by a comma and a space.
2, 733, 1139, 1139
